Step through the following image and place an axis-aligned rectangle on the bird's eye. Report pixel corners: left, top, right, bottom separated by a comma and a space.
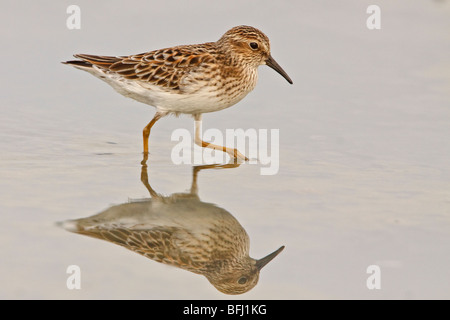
249, 42, 259, 50
238, 277, 248, 284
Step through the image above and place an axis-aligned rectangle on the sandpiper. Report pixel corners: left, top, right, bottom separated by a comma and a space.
61, 164, 285, 294
63, 25, 292, 160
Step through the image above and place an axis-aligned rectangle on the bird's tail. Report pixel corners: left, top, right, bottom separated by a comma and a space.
55, 219, 83, 233
62, 54, 121, 70
61, 59, 93, 68
61, 54, 95, 72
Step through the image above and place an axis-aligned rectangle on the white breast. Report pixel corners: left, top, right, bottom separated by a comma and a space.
83, 65, 258, 115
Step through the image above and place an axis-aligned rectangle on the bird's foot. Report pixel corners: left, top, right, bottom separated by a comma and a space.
227, 148, 249, 162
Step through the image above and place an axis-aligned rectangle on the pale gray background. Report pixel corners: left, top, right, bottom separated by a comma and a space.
0, 0, 449, 299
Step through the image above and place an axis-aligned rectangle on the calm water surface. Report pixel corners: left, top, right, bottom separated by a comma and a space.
1, 1, 449, 299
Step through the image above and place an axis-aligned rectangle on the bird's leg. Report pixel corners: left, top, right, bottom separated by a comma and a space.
190, 163, 241, 195
142, 111, 163, 159
140, 161, 160, 198
193, 114, 249, 162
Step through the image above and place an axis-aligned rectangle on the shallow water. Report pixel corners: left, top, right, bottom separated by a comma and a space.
1, 1, 450, 299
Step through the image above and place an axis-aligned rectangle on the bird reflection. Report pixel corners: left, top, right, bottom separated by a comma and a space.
61, 163, 284, 295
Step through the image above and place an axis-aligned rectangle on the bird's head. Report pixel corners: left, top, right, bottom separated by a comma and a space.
206, 245, 285, 295
217, 26, 293, 84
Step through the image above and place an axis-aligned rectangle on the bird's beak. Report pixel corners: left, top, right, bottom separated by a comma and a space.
266, 55, 293, 84
255, 246, 285, 270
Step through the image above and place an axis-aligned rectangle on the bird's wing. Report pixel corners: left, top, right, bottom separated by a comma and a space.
76, 226, 205, 273
73, 44, 217, 91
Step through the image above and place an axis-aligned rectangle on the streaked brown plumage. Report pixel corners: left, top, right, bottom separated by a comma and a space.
63, 26, 292, 160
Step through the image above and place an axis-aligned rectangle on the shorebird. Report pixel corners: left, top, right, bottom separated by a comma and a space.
60, 164, 284, 294
63, 25, 292, 161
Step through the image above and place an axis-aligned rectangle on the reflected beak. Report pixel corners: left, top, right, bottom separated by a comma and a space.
255, 246, 285, 270
266, 55, 293, 84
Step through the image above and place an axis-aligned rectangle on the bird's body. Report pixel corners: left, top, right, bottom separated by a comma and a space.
62, 195, 251, 278
64, 25, 292, 159
61, 164, 284, 294
71, 44, 258, 116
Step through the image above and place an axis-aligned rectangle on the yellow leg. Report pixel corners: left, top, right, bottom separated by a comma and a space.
193, 114, 248, 161
143, 112, 163, 154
